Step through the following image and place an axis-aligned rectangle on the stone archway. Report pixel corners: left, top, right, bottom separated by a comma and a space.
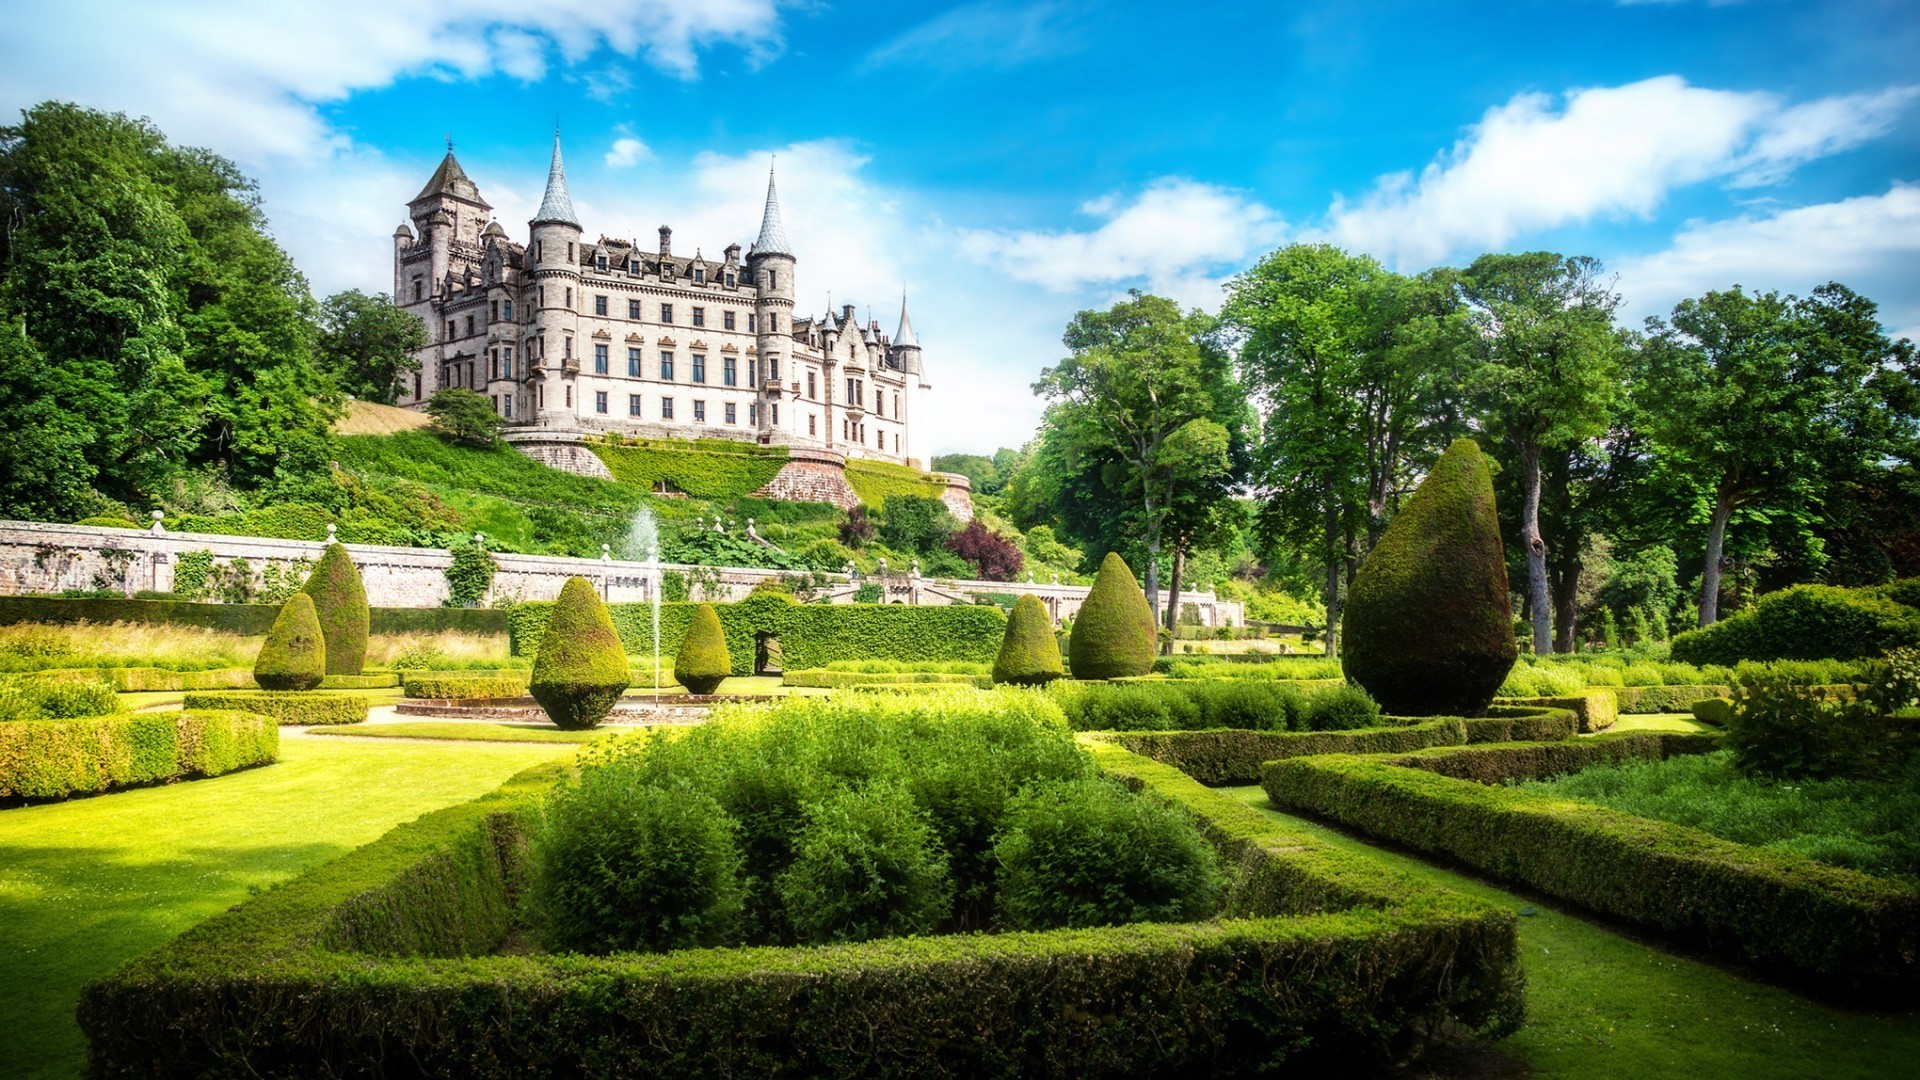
754, 632, 783, 676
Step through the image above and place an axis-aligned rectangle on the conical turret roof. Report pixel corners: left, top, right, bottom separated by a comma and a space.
894, 293, 920, 349
753, 163, 792, 257
533, 132, 580, 228
411, 150, 490, 209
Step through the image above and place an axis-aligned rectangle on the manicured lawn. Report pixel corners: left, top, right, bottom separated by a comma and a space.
1221, 785, 1920, 1078
1602, 712, 1709, 733
308, 721, 612, 744
0, 736, 574, 1080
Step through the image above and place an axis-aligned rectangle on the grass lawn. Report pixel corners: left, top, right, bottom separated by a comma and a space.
1220, 785, 1920, 1078
120, 687, 409, 713
308, 721, 611, 744
0, 736, 574, 1080
1603, 713, 1709, 734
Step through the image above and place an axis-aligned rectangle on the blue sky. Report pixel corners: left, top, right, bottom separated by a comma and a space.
4, 0, 1917, 454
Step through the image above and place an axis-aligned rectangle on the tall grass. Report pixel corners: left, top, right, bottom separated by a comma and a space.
366, 631, 522, 671
0, 622, 259, 672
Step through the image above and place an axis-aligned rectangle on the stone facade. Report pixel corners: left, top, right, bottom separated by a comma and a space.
391, 138, 934, 468
750, 448, 860, 510
0, 521, 1243, 628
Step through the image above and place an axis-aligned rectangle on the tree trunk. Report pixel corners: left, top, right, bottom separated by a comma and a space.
1162, 544, 1185, 655
1322, 495, 1342, 658
1521, 441, 1551, 654
1552, 555, 1582, 653
1699, 482, 1736, 627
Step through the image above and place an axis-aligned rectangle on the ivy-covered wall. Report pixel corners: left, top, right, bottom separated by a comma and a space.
587, 439, 789, 500
845, 458, 947, 506
508, 594, 1008, 672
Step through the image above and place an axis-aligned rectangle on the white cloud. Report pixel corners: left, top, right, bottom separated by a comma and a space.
605, 136, 653, 168
865, 1, 1087, 72
951, 179, 1284, 307
1318, 76, 1918, 268
1614, 183, 1920, 341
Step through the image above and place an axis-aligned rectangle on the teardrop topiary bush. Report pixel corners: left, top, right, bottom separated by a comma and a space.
994, 593, 1064, 685
1341, 437, 1517, 716
254, 593, 327, 691
300, 543, 369, 675
1069, 553, 1157, 680
674, 603, 732, 696
529, 577, 632, 730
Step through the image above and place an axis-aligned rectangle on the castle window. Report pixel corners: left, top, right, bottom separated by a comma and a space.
594, 295, 607, 316
564, 336, 573, 359
490, 301, 498, 321
875, 393, 883, 418
595, 391, 608, 414
628, 348, 641, 377
772, 403, 779, 425
445, 320, 455, 341
594, 343, 608, 374
693, 400, 706, 422
534, 242, 541, 260
565, 386, 572, 408
412, 278, 423, 302
489, 348, 498, 379
809, 414, 816, 436
807, 371, 816, 399
768, 357, 780, 382
694, 268, 705, 285
630, 256, 641, 274
749, 403, 759, 425
691, 354, 706, 384
747, 358, 755, 387
725, 272, 736, 288
768, 269, 778, 289
596, 255, 607, 272
660, 351, 675, 380
567, 242, 574, 261
662, 396, 675, 420
504, 396, 512, 418
466, 315, 475, 336
770, 313, 779, 332
565, 287, 573, 309
660, 303, 674, 323
628, 299, 640, 320
414, 374, 422, 398
538, 386, 543, 408
725, 402, 737, 425
629, 394, 641, 417
723, 310, 735, 330
504, 299, 512, 320
723, 356, 737, 386
504, 347, 514, 377
692, 307, 705, 328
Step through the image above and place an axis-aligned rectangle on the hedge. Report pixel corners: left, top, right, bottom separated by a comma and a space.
781, 670, 992, 689
80, 745, 1524, 1076
25, 667, 257, 692
1496, 689, 1616, 732
1261, 734, 1919, 992
180, 691, 369, 726
1691, 697, 1735, 725
0, 596, 509, 636
509, 596, 1008, 672
844, 457, 947, 506
1, 710, 277, 801
1614, 684, 1730, 714
320, 673, 401, 689
588, 439, 789, 500
1670, 582, 1920, 666
402, 674, 529, 699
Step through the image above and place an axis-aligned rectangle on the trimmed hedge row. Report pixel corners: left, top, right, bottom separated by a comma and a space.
1, 710, 277, 801
781, 670, 991, 689
1614, 684, 1730, 713
401, 674, 529, 700
588, 439, 789, 499
509, 596, 1008, 671
1261, 734, 1918, 991
0, 596, 510, 636
180, 692, 369, 726
24, 667, 257, 692
1497, 689, 1617, 732
79, 745, 1524, 1076
320, 673, 401, 689
1669, 582, 1920, 665
1463, 706, 1582, 744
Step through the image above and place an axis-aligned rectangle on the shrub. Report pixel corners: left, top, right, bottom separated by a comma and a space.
1070, 553, 1157, 680
992, 593, 1064, 685
1302, 682, 1381, 730
425, 386, 506, 446
1692, 697, 1735, 726
876, 494, 956, 553
402, 673, 528, 699
778, 782, 954, 943
1106, 718, 1473, 786
253, 594, 326, 691
181, 691, 370, 726
1670, 583, 1920, 666
525, 770, 745, 954
0, 709, 277, 801
1725, 674, 1894, 781
1500, 690, 1618, 733
673, 603, 732, 695
529, 577, 631, 730
444, 544, 497, 608
1342, 438, 1516, 715
995, 776, 1222, 929
300, 543, 370, 676
1615, 684, 1732, 714
947, 519, 1023, 581
0, 673, 125, 722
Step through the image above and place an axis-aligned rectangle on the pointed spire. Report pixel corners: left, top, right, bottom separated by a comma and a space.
533, 130, 580, 228
412, 148, 489, 209
754, 160, 792, 257
894, 290, 919, 349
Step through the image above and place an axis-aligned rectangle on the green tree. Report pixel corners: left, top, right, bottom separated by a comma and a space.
1641, 284, 1920, 626
315, 289, 426, 404
425, 387, 505, 447
1459, 252, 1625, 654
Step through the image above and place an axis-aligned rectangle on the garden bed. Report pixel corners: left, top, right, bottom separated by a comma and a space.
180, 691, 370, 726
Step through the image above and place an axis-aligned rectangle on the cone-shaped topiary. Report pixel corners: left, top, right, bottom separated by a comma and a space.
674, 603, 732, 696
254, 593, 327, 691
1069, 553, 1158, 680
529, 577, 632, 730
300, 543, 369, 675
1342, 438, 1517, 716
995, 593, 1065, 685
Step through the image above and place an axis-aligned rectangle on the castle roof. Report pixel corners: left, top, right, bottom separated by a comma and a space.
753, 163, 792, 257
894, 293, 919, 349
533, 133, 580, 228
411, 150, 491, 209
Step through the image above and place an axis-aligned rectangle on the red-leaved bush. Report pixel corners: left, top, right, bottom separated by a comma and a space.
948, 520, 1024, 581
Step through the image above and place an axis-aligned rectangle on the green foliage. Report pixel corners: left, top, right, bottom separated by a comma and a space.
253, 593, 325, 691
0, 709, 277, 800
402, 673, 528, 699
300, 543, 369, 675
1343, 438, 1517, 714
852, 582, 882, 604
995, 776, 1222, 929
444, 543, 497, 608
845, 457, 945, 506
1499, 691, 1618, 733
589, 438, 788, 500
180, 691, 369, 726
529, 577, 630, 730
1303, 682, 1382, 730
1691, 697, 1735, 726
1070, 552, 1157, 679
1671, 583, 1920, 665
673, 603, 731, 695
424, 388, 505, 448
777, 782, 954, 943
1724, 673, 1905, 781
0, 673, 124, 722
525, 772, 745, 953
781, 670, 988, 689
314, 289, 426, 404
993, 593, 1064, 685
875, 494, 956, 553
170, 550, 215, 601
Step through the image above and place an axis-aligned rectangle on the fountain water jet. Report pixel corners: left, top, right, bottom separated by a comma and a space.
626, 505, 663, 703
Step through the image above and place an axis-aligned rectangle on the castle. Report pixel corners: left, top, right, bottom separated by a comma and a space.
390, 136, 932, 467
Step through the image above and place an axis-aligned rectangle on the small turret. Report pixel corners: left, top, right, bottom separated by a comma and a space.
750, 162, 797, 440
529, 131, 583, 425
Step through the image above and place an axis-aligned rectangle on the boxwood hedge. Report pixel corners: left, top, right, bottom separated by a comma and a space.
1261, 733, 1918, 992
1614, 684, 1730, 713
781, 670, 991, 689
401, 673, 529, 699
1, 709, 277, 801
79, 741, 1524, 1077
1496, 689, 1617, 732
180, 691, 370, 726
24, 667, 257, 692
0, 596, 509, 636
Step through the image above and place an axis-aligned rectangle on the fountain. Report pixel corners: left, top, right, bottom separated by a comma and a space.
626, 505, 663, 702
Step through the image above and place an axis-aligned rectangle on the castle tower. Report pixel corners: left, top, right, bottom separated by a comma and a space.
404, 149, 490, 304
528, 132, 583, 425
748, 164, 795, 441
894, 293, 928, 468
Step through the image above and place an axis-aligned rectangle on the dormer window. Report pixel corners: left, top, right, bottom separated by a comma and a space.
596, 254, 607, 272
694, 268, 705, 285
725, 272, 736, 288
